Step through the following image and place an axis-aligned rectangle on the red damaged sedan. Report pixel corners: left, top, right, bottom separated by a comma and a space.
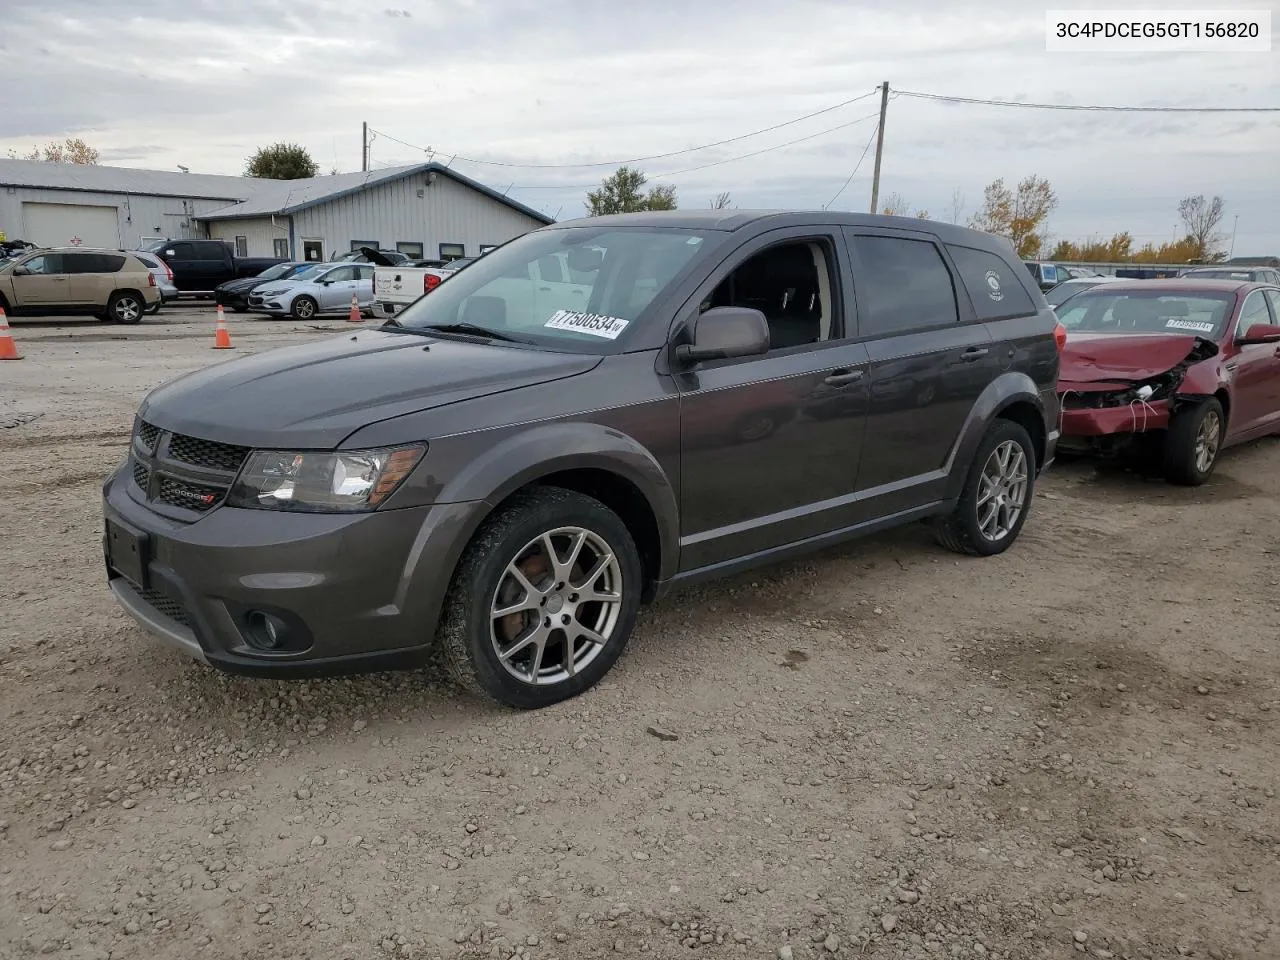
1056, 279, 1280, 485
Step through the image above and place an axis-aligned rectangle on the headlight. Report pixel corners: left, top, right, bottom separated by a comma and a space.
258, 287, 289, 297
227, 444, 425, 512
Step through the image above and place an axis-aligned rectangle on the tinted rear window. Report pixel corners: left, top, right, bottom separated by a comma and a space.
65, 253, 126, 273
946, 244, 1037, 318
848, 234, 959, 336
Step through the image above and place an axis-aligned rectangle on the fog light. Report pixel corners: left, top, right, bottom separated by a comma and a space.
246, 610, 289, 650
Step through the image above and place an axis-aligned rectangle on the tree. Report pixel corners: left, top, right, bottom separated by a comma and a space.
969, 175, 1057, 258
879, 192, 909, 217
585, 165, 679, 215
711, 191, 734, 210
948, 188, 965, 225
915, 209, 931, 220
245, 142, 319, 180
1178, 194, 1226, 261
8, 137, 99, 164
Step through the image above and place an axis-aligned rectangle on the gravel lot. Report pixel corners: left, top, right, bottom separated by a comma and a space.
3, 309, 1278, 960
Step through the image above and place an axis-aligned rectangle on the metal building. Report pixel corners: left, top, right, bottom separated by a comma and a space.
0, 159, 553, 261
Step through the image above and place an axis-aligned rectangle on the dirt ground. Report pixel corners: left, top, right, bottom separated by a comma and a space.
2, 310, 1278, 960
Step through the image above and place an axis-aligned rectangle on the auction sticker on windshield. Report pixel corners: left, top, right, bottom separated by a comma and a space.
544, 310, 630, 339
1165, 319, 1215, 333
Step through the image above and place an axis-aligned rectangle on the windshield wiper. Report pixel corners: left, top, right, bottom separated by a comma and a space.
417, 322, 531, 344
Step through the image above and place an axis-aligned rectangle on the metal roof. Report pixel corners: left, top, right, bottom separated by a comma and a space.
0, 158, 261, 201
197, 162, 555, 225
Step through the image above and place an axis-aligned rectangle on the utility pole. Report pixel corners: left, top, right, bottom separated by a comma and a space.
1229, 215, 1239, 258
361, 121, 368, 172
869, 81, 890, 214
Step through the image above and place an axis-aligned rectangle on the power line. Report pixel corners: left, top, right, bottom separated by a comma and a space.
825, 125, 880, 209
365, 88, 881, 171
894, 89, 1280, 113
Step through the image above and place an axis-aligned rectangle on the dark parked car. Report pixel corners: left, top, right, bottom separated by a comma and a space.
1178, 266, 1280, 284
214, 262, 311, 312
103, 210, 1062, 708
1057, 279, 1280, 484
144, 239, 288, 297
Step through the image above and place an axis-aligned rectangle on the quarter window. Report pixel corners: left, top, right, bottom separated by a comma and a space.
848, 234, 959, 337
945, 244, 1036, 320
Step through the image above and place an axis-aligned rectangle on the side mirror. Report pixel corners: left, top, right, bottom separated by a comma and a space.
675, 306, 770, 365
11, 264, 31, 276
164, 249, 176, 258
1238, 323, 1280, 345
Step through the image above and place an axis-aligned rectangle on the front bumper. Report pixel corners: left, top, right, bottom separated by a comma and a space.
101, 465, 485, 678
1061, 399, 1171, 438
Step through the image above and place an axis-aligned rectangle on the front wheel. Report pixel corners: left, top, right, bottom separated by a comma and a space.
1164, 398, 1223, 486
290, 296, 318, 320
437, 488, 642, 709
935, 419, 1035, 557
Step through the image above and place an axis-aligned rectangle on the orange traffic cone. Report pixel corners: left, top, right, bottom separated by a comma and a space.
0, 307, 21, 361
347, 294, 363, 323
213, 304, 233, 349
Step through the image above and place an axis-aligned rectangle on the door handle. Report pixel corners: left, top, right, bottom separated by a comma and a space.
824, 369, 864, 386
960, 347, 989, 362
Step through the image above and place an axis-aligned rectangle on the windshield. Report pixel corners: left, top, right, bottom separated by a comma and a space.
255, 263, 296, 281
289, 264, 326, 282
389, 226, 711, 352
1046, 280, 1099, 306
1057, 290, 1234, 338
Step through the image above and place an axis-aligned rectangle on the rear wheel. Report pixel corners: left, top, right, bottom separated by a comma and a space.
935, 419, 1035, 557
1164, 398, 1222, 486
290, 296, 318, 320
437, 488, 642, 709
107, 292, 144, 325
232, 304, 249, 314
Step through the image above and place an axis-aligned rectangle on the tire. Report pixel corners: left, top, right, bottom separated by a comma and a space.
1164, 398, 1223, 486
935, 418, 1036, 557
232, 304, 249, 314
107, 291, 144, 325
290, 296, 318, 321
437, 487, 643, 709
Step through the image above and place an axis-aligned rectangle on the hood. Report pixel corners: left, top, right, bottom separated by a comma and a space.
217, 276, 271, 294
139, 331, 602, 449
1058, 332, 1219, 386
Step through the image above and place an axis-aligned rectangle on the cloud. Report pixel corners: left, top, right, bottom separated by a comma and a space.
1, 0, 1276, 246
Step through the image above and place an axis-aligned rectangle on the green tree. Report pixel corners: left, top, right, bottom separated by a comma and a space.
245, 142, 319, 180
8, 137, 99, 164
969, 175, 1058, 258
585, 165, 678, 215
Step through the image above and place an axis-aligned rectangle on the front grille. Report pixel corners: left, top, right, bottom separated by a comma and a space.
137, 421, 160, 452
168, 434, 250, 473
127, 582, 192, 628
156, 476, 224, 512
131, 459, 150, 492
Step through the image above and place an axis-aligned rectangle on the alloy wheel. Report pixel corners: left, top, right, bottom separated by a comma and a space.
1194, 410, 1221, 473
489, 527, 623, 686
976, 439, 1028, 542
114, 297, 141, 323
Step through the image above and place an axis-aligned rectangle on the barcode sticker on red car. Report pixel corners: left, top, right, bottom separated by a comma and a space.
544, 310, 630, 339
1165, 319, 1215, 333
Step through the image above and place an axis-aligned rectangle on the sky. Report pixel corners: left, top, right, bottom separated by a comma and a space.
3, 0, 1277, 255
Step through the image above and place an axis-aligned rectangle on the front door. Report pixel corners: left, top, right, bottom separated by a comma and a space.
1227, 290, 1280, 438
842, 229, 999, 517
10, 253, 68, 306
318, 265, 358, 311
675, 231, 871, 571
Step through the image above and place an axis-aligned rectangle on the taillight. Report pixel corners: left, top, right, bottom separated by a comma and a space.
148, 273, 156, 287
424, 273, 441, 294
164, 262, 174, 282
1053, 321, 1067, 352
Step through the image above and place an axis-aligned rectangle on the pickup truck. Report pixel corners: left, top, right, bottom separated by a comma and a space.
371, 257, 476, 320
143, 239, 288, 298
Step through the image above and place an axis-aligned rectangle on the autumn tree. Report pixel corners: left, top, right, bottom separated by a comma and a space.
1178, 194, 1226, 261
880, 191, 930, 220
969, 175, 1058, 258
8, 137, 100, 164
1049, 233, 1134, 263
245, 142, 319, 180
586, 166, 678, 215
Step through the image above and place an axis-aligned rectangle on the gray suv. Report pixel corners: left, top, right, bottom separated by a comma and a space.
102, 211, 1062, 709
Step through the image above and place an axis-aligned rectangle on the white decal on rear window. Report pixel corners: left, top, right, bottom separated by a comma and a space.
1165, 319, 1215, 333
544, 309, 630, 339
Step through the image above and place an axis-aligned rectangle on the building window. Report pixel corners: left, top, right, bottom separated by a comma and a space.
234, 236, 248, 257
302, 239, 324, 262
273, 238, 290, 258
396, 241, 424, 259
440, 242, 465, 261
478, 244, 499, 255
351, 240, 377, 252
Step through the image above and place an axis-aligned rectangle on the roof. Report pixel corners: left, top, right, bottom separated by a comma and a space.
0, 158, 259, 201
198, 162, 554, 225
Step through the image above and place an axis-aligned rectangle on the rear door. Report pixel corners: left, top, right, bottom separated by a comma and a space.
10, 252, 68, 306
1229, 290, 1280, 436
842, 228, 999, 517
67, 252, 126, 305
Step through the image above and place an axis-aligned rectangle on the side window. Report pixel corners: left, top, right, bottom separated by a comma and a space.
1264, 289, 1280, 321
167, 242, 194, 260
323, 266, 356, 283
1236, 291, 1271, 339
195, 242, 225, 261
62, 253, 97, 274
848, 234, 959, 337
21, 254, 65, 275
700, 239, 837, 351
357, 265, 375, 280
945, 244, 1037, 319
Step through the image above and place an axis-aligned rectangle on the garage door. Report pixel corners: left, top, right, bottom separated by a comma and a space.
22, 202, 120, 249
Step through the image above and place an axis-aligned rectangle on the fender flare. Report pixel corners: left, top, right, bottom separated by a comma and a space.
943, 372, 1048, 502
